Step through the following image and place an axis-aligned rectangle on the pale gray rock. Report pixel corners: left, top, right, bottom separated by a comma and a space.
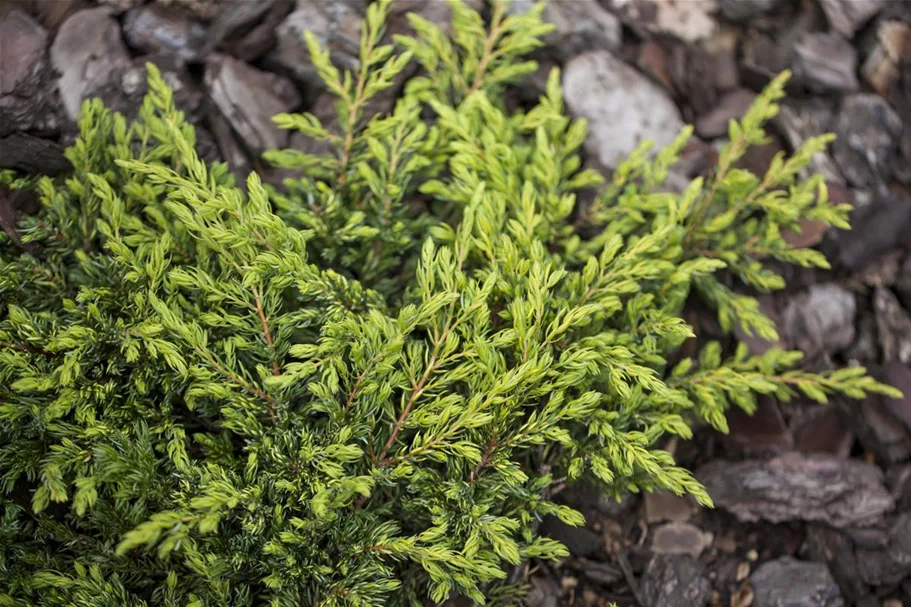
563, 51, 684, 169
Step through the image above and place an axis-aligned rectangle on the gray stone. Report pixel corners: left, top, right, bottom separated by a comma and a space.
850, 392, 911, 464
97, 0, 143, 12
207, 0, 293, 54
85, 56, 205, 124
123, 4, 208, 62
508, 0, 621, 60
641, 555, 711, 607
819, 0, 889, 38
563, 51, 684, 169
603, 0, 719, 43
208, 109, 251, 186
525, 576, 560, 607
793, 31, 859, 93
0, 10, 66, 137
388, 0, 480, 36
205, 55, 301, 156
576, 557, 623, 586
856, 512, 911, 586
721, 0, 784, 21
876, 287, 911, 364
833, 94, 903, 188
1, 9, 47, 96
751, 558, 843, 607
270, 0, 362, 90
823, 191, 911, 272
898, 255, 911, 311
50, 7, 132, 121
807, 514, 911, 596
741, 24, 798, 84
782, 284, 855, 360
697, 452, 894, 528
154, 0, 219, 21
223, 0, 294, 62
775, 98, 843, 184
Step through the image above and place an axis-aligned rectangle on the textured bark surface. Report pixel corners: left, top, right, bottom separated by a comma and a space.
696, 453, 894, 528
0, 132, 70, 174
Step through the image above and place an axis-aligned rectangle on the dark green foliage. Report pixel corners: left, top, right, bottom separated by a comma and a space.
0, 1, 899, 605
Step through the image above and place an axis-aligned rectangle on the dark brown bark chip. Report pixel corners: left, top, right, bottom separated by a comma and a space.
697, 452, 893, 528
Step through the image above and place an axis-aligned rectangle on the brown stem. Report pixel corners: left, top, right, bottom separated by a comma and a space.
0, 340, 53, 359
465, 4, 504, 97
193, 346, 276, 423
253, 286, 281, 376
251, 228, 277, 254
344, 348, 388, 413
470, 433, 498, 482
375, 357, 436, 464
336, 23, 376, 184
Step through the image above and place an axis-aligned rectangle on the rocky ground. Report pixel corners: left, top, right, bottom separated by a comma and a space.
2, 0, 911, 605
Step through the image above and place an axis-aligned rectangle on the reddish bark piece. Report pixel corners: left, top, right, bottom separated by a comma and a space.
696, 89, 756, 139
726, 396, 792, 453
792, 407, 853, 458
644, 490, 694, 524
862, 21, 911, 99
651, 522, 712, 559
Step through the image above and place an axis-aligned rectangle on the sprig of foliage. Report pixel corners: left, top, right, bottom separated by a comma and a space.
0, 1, 899, 606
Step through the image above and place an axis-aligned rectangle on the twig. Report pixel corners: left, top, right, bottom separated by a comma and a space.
617, 550, 644, 606
376, 357, 435, 464
192, 345, 276, 424
0, 340, 53, 359
470, 433, 498, 482
252, 286, 281, 376
465, 3, 505, 97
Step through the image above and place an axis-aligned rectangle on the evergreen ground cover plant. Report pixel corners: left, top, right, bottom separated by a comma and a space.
0, 0, 901, 605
